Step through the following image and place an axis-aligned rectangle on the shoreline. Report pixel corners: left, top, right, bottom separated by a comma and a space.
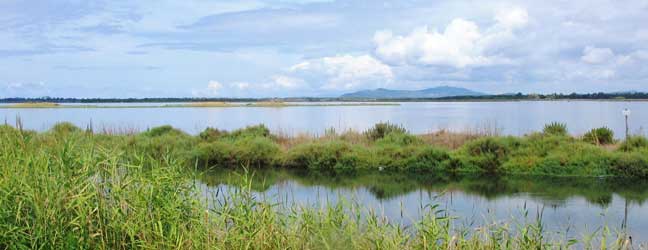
2, 122, 647, 178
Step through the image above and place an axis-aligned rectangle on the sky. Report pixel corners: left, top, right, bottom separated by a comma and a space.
1, 0, 648, 98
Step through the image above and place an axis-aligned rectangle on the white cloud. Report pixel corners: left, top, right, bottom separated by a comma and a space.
495, 7, 529, 29
207, 80, 223, 94
231, 81, 251, 90
271, 75, 303, 89
290, 54, 393, 89
373, 8, 528, 68
581, 46, 615, 64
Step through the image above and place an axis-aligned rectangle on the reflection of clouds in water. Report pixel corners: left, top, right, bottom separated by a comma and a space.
2, 101, 648, 137
197, 177, 648, 242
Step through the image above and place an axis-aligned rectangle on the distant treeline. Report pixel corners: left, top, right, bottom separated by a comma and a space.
2, 92, 648, 103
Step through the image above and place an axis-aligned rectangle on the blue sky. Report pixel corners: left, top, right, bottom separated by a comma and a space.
2, 0, 648, 98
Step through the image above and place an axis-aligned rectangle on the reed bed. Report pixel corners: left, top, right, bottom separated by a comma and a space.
0, 125, 641, 249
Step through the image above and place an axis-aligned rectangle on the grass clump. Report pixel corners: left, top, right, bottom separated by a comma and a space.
543, 122, 568, 136
142, 125, 186, 137
193, 136, 280, 169
459, 137, 519, 173
50, 122, 82, 135
364, 122, 407, 141
198, 127, 228, 141
619, 135, 648, 152
284, 140, 371, 173
610, 149, 648, 178
583, 127, 615, 145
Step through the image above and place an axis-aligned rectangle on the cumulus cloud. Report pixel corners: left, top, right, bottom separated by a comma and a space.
373, 7, 528, 68
271, 75, 303, 89
206, 80, 223, 94
290, 54, 393, 89
495, 7, 529, 29
581, 46, 615, 64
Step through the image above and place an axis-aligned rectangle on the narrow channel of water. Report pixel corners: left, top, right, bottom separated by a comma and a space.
198, 169, 648, 242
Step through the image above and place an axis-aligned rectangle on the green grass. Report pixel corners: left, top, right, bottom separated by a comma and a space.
0, 123, 643, 248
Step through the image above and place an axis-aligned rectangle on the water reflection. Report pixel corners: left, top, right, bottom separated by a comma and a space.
199, 169, 648, 241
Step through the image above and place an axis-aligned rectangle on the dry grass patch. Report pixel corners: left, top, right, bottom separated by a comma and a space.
4, 102, 61, 108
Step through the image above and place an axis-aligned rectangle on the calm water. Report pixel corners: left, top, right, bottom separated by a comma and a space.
201, 169, 648, 242
1, 101, 647, 137
3, 100, 648, 242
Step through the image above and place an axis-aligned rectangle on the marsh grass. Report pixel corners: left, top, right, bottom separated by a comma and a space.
0, 125, 644, 249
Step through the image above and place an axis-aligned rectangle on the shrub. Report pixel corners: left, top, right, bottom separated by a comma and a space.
199, 127, 228, 141
375, 132, 422, 146
534, 143, 611, 176
50, 122, 82, 135
375, 145, 451, 172
364, 122, 407, 141
229, 124, 272, 139
130, 132, 195, 165
610, 149, 648, 178
542, 122, 568, 136
192, 137, 280, 169
462, 137, 517, 173
618, 136, 648, 152
582, 127, 614, 145
284, 140, 370, 173
142, 125, 186, 137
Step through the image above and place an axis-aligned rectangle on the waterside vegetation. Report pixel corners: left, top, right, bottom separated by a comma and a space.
0, 122, 644, 248
2, 121, 648, 178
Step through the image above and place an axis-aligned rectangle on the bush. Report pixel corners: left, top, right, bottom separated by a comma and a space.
229, 124, 272, 139
199, 127, 228, 141
610, 149, 648, 178
618, 136, 648, 152
142, 125, 186, 137
374, 144, 451, 172
375, 132, 422, 146
50, 122, 82, 135
192, 137, 280, 169
461, 137, 516, 173
284, 140, 370, 173
130, 132, 195, 165
364, 122, 407, 141
543, 122, 568, 136
582, 127, 614, 145
533, 143, 611, 176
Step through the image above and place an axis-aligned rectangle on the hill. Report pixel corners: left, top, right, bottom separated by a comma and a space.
340, 86, 485, 99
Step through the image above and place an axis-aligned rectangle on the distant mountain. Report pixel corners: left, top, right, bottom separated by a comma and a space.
340, 86, 486, 99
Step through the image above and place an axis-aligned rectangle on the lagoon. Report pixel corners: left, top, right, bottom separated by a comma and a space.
202, 169, 648, 242
1, 101, 647, 137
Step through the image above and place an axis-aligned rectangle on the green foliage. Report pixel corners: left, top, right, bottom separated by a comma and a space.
142, 125, 186, 137
543, 122, 568, 136
364, 122, 407, 141
0, 122, 644, 248
192, 136, 280, 168
533, 143, 611, 176
461, 137, 518, 173
374, 144, 451, 172
229, 124, 272, 139
618, 136, 648, 152
610, 149, 648, 178
199, 127, 228, 141
582, 127, 614, 145
50, 122, 82, 135
375, 132, 422, 146
284, 140, 370, 173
